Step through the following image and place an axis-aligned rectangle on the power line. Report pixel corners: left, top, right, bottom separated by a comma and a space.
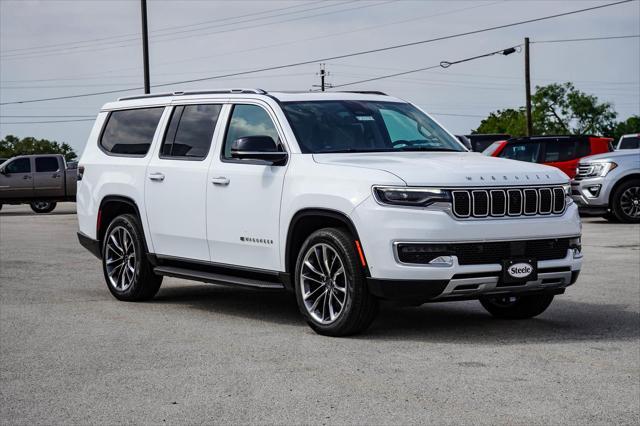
533, 34, 640, 44
1, 0, 634, 105
0, 1, 375, 60
333, 45, 520, 88
0, 0, 326, 55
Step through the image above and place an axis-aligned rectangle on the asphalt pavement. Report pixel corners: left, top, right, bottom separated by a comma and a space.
1, 203, 638, 425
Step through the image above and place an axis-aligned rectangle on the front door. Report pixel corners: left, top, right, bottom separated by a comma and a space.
145, 103, 224, 261
206, 102, 288, 271
33, 156, 64, 198
0, 157, 33, 200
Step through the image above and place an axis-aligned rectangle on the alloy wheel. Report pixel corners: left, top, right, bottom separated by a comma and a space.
300, 243, 348, 324
105, 226, 137, 291
619, 186, 640, 218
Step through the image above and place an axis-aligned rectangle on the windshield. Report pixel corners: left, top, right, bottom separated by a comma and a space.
281, 100, 465, 153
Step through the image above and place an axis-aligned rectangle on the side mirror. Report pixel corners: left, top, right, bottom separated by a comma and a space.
0, 168, 6, 175
230, 136, 288, 165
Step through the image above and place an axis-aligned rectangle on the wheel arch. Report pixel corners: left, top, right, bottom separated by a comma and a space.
608, 173, 640, 207
284, 208, 369, 288
98, 196, 148, 252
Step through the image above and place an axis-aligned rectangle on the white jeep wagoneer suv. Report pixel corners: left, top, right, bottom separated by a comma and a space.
77, 89, 582, 336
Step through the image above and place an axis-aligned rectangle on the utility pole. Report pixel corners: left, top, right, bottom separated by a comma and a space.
524, 37, 532, 136
140, 0, 151, 94
313, 63, 332, 92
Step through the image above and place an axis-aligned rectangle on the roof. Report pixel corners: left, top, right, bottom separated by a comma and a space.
103, 89, 401, 110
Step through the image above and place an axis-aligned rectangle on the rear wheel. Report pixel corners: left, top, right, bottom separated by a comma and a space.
30, 201, 56, 213
611, 179, 640, 223
479, 294, 554, 319
102, 213, 162, 301
294, 228, 378, 337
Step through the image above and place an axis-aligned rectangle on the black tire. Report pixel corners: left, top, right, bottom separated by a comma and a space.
294, 227, 378, 337
611, 179, 640, 223
101, 213, 162, 301
479, 294, 554, 319
30, 201, 57, 213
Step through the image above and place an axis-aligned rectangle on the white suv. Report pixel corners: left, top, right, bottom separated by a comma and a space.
77, 89, 583, 336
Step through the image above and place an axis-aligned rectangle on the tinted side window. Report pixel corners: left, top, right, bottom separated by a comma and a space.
6, 158, 31, 173
223, 104, 279, 159
100, 107, 164, 155
544, 140, 578, 162
35, 157, 59, 172
620, 136, 639, 149
499, 143, 541, 163
161, 104, 222, 159
576, 141, 591, 157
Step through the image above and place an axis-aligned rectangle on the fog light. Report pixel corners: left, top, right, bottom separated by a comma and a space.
569, 237, 582, 259
429, 255, 454, 266
587, 185, 601, 197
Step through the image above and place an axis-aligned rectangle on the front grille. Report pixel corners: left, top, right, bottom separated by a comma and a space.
397, 238, 570, 265
451, 186, 566, 218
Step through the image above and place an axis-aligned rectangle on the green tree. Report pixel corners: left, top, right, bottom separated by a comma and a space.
474, 82, 621, 137
0, 134, 77, 161
610, 115, 640, 142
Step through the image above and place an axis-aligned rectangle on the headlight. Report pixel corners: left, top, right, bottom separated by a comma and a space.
373, 186, 451, 207
581, 162, 617, 177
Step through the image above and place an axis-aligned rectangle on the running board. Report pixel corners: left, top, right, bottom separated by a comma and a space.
153, 266, 284, 290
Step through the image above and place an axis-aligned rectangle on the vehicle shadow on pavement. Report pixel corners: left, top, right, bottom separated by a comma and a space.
366, 299, 640, 344
152, 284, 303, 326
152, 284, 639, 343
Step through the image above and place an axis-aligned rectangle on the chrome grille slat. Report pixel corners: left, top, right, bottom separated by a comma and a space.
451, 186, 566, 219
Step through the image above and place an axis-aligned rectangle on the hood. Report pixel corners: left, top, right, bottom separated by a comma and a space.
580, 148, 640, 163
312, 152, 569, 186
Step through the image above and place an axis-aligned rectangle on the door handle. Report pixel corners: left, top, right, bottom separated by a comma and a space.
52, 173, 60, 178
23, 175, 32, 180
148, 172, 165, 182
211, 177, 230, 186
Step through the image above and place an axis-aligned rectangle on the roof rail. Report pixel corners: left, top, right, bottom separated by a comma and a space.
118, 88, 267, 101
339, 90, 387, 96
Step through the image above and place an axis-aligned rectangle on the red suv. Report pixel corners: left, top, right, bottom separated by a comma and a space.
483, 135, 613, 178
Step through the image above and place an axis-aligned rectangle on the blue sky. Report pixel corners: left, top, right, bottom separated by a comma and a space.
1, 0, 638, 154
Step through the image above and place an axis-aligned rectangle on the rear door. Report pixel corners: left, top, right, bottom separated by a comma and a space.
497, 141, 542, 163
145, 103, 224, 261
33, 156, 64, 198
0, 157, 33, 200
542, 139, 583, 178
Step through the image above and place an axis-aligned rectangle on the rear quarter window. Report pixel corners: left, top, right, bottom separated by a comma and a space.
100, 107, 164, 156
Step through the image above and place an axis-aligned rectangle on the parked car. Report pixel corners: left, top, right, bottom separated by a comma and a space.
76, 89, 582, 336
0, 154, 77, 213
464, 133, 510, 152
483, 135, 613, 178
616, 133, 639, 150
571, 148, 640, 223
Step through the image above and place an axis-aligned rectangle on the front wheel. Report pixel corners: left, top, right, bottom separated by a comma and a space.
295, 228, 378, 337
611, 179, 640, 223
30, 201, 56, 213
102, 213, 162, 301
480, 294, 554, 319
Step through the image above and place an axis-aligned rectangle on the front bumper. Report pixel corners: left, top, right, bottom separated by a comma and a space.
351, 195, 582, 301
571, 177, 609, 213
